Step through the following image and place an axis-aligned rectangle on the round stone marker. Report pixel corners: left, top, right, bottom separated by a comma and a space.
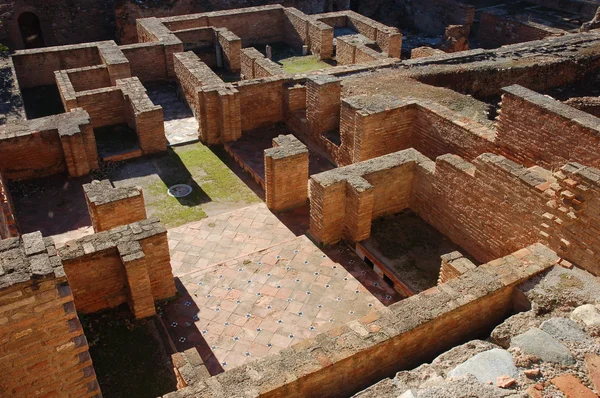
167, 184, 192, 198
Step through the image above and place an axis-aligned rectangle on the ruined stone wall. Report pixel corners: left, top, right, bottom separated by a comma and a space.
0, 233, 99, 397
237, 76, 288, 131
164, 243, 557, 398
478, 12, 564, 49
59, 219, 176, 316
0, 173, 18, 239
497, 85, 600, 170
405, 33, 600, 99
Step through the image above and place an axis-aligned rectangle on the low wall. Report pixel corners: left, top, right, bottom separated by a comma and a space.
0, 233, 99, 397
164, 243, 558, 398
0, 173, 18, 239
216, 28, 242, 72
120, 42, 169, 82
0, 110, 98, 180
237, 76, 288, 131
174, 51, 223, 116
240, 48, 286, 79
334, 95, 495, 167
59, 218, 176, 317
84, 180, 147, 233
497, 85, 600, 170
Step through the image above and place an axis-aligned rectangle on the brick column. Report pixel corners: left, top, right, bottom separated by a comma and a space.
60, 132, 92, 178
307, 75, 341, 139
344, 178, 374, 242
119, 241, 157, 319
264, 135, 309, 211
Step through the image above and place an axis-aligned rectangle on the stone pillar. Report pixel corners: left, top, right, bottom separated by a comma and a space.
119, 241, 157, 319
266, 45, 273, 60
264, 135, 309, 211
306, 75, 341, 138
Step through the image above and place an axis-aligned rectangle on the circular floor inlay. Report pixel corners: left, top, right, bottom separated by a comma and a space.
167, 184, 192, 198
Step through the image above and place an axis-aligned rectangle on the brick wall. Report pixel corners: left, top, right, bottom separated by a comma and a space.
264, 135, 309, 211
166, 243, 558, 398
0, 233, 99, 397
216, 28, 242, 72
67, 65, 112, 92
173, 27, 215, 51
237, 76, 287, 131
540, 163, 600, 276
284, 8, 309, 50
117, 77, 167, 155
12, 45, 102, 88
306, 75, 341, 138
0, 173, 18, 239
59, 218, 176, 317
84, 180, 147, 233
120, 43, 169, 82
478, 12, 563, 49
496, 85, 600, 170
75, 87, 125, 128
240, 48, 285, 79
335, 96, 495, 167
174, 51, 223, 116
412, 153, 549, 264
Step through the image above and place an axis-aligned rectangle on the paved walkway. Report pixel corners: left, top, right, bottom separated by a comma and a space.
145, 82, 199, 146
167, 203, 297, 276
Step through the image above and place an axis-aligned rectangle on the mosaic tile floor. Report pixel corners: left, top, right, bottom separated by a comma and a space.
145, 82, 199, 146
168, 203, 298, 276
162, 235, 401, 373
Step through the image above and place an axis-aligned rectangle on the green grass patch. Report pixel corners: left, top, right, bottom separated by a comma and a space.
279, 55, 332, 74
143, 142, 259, 228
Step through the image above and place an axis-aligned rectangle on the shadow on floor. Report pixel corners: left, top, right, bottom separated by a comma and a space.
9, 174, 92, 237
94, 148, 209, 207
81, 304, 179, 398
160, 278, 225, 376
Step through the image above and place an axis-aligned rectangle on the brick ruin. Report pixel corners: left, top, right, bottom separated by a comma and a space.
2, 1, 600, 397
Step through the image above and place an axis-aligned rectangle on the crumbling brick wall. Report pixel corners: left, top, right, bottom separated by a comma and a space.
497, 85, 600, 170
0, 232, 99, 397
59, 218, 176, 317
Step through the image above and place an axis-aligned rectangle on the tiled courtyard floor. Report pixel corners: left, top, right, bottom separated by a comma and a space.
162, 235, 401, 373
167, 203, 297, 276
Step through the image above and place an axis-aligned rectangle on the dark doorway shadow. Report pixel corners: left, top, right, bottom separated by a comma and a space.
80, 304, 179, 398
18, 12, 45, 49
